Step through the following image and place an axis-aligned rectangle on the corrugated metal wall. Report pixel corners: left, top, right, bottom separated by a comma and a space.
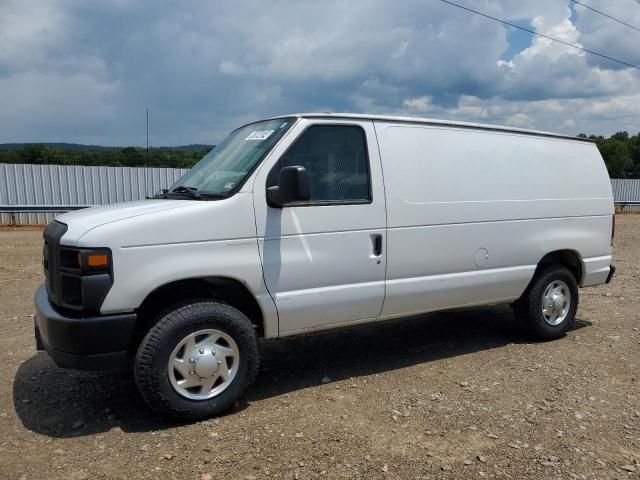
1, 163, 639, 224
612, 178, 640, 212
611, 179, 640, 201
0, 163, 188, 225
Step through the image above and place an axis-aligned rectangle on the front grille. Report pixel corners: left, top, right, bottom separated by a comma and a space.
43, 220, 68, 307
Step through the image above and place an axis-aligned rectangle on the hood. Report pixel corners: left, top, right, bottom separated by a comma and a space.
56, 193, 257, 248
57, 199, 193, 245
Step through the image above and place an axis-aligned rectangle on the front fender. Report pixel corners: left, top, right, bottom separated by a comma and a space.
100, 238, 279, 338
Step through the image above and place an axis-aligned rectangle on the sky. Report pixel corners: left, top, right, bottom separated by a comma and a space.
0, 0, 639, 146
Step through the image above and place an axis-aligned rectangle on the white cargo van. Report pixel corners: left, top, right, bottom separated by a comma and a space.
34, 113, 615, 419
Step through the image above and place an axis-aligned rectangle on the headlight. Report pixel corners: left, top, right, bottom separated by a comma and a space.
56, 247, 113, 312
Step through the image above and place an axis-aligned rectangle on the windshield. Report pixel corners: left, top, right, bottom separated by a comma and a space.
170, 117, 295, 196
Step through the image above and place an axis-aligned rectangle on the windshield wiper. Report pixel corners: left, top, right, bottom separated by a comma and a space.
169, 185, 202, 199
151, 186, 229, 200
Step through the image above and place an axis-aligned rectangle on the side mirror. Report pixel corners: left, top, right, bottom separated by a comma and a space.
267, 165, 311, 208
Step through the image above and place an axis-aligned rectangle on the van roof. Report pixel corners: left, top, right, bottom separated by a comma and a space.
269, 113, 591, 143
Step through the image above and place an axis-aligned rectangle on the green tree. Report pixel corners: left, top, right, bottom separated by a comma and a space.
596, 138, 632, 178
611, 131, 629, 141
629, 133, 640, 178
19, 144, 55, 164
120, 147, 145, 167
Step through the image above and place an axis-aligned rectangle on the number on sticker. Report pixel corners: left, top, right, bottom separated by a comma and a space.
245, 130, 274, 141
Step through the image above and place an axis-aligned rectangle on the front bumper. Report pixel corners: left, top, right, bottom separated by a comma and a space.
34, 284, 137, 370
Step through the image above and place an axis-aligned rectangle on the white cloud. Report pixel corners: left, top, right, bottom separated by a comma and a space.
573, 0, 640, 68
403, 96, 433, 112
390, 93, 640, 136
0, 0, 70, 70
391, 41, 409, 59
496, 59, 515, 74
519, 18, 583, 62
505, 113, 535, 129
0, 71, 119, 142
219, 60, 244, 76
0, 0, 638, 144
491, 6, 639, 103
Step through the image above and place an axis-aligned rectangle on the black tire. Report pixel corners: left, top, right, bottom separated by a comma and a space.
515, 265, 579, 340
134, 301, 259, 421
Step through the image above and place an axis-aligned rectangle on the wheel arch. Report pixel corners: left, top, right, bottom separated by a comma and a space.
132, 276, 266, 350
535, 249, 583, 284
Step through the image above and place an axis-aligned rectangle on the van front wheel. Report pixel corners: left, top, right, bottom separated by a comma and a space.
134, 301, 259, 420
515, 266, 579, 340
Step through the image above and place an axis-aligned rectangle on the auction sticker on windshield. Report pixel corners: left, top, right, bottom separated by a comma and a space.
245, 130, 274, 141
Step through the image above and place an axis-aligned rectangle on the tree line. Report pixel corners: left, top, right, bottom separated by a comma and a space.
577, 131, 639, 178
0, 144, 212, 169
1, 131, 640, 178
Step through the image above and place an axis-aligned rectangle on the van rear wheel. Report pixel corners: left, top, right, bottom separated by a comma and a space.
515, 265, 579, 340
134, 301, 259, 420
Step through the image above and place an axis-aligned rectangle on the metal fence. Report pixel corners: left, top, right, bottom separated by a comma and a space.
611, 178, 640, 211
1, 163, 639, 224
0, 163, 187, 225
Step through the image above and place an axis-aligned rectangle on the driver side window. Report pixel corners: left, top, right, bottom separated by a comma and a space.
278, 125, 371, 204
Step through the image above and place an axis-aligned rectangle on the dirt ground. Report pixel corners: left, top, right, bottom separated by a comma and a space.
0, 217, 638, 480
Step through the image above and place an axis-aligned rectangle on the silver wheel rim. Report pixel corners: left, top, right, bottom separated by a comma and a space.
541, 280, 571, 326
168, 329, 240, 400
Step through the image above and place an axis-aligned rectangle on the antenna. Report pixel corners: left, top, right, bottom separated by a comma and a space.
146, 108, 149, 168
144, 108, 149, 197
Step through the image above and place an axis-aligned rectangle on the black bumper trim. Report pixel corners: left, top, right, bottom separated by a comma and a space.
606, 265, 616, 284
34, 284, 136, 370
38, 341, 129, 370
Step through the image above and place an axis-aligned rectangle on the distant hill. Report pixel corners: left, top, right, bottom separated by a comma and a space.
0, 143, 214, 152
0, 143, 214, 169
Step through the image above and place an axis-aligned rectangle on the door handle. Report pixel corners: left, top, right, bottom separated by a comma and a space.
372, 234, 383, 257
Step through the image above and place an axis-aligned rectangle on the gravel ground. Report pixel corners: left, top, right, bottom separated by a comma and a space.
0, 216, 638, 480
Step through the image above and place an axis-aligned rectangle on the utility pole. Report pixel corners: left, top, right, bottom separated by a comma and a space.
145, 108, 149, 197
146, 108, 149, 167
